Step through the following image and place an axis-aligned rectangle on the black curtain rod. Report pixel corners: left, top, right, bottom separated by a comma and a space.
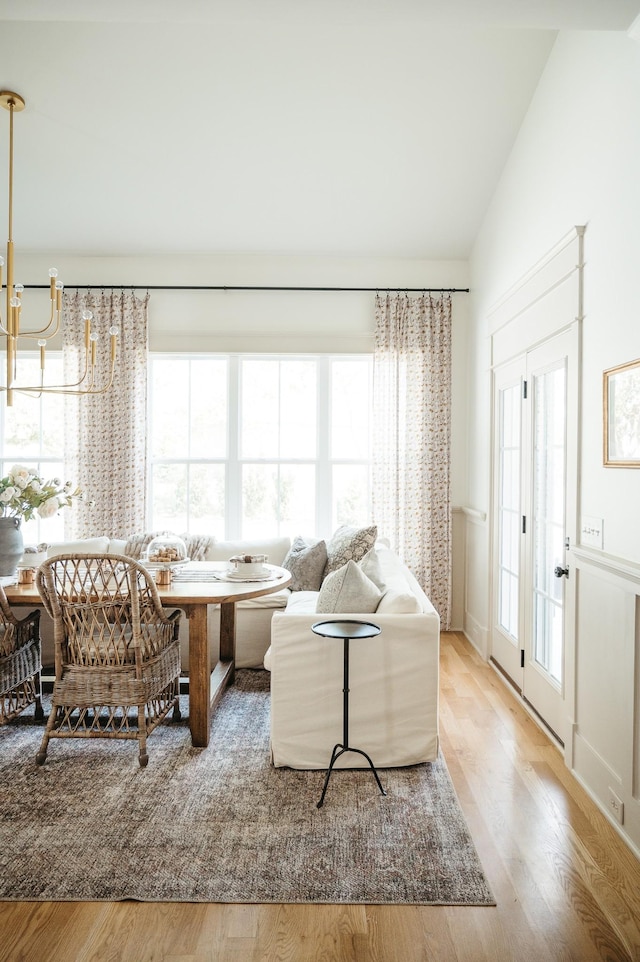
19, 284, 469, 293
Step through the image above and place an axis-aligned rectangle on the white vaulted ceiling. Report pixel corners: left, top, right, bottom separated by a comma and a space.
0, 0, 638, 259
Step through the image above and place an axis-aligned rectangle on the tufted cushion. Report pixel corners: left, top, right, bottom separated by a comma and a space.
316, 560, 382, 614
323, 524, 378, 579
282, 536, 327, 591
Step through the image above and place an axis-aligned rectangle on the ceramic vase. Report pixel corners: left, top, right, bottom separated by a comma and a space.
0, 516, 24, 579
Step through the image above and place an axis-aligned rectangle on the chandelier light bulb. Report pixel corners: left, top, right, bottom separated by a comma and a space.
37, 339, 46, 347
9, 297, 19, 308
48, 268, 58, 278
108, 327, 118, 336
14, 283, 24, 293
89, 332, 99, 342
55, 281, 64, 290
82, 310, 93, 321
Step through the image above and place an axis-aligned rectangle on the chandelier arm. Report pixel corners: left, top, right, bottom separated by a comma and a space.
0, 354, 117, 396
2, 370, 116, 397
15, 299, 60, 338
0, 90, 117, 406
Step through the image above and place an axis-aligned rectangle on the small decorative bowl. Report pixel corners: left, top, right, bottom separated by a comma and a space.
229, 553, 268, 577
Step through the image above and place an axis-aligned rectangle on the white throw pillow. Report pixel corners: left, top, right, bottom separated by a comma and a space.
324, 524, 378, 579
316, 560, 382, 614
282, 536, 327, 591
358, 548, 386, 590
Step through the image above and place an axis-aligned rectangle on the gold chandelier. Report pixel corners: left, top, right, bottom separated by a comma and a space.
0, 90, 117, 406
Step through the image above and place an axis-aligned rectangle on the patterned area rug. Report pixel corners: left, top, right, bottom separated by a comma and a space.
0, 671, 494, 904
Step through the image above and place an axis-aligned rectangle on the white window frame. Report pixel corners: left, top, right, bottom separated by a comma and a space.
147, 352, 372, 539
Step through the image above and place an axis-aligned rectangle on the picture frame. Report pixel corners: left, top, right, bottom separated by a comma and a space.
603, 357, 640, 466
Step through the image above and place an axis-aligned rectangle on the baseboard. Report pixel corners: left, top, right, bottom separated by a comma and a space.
462, 613, 488, 658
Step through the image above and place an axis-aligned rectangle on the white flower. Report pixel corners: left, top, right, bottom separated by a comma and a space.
10, 465, 32, 486
37, 496, 60, 519
0, 468, 83, 521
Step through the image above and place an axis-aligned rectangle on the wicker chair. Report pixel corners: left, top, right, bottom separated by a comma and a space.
35, 553, 181, 768
0, 586, 43, 724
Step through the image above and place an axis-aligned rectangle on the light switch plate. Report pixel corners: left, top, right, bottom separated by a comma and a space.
581, 516, 603, 549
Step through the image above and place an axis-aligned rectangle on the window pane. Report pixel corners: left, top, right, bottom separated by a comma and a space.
150, 359, 192, 458
241, 359, 316, 459
150, 357, 227, 460
241, 361, 279, 458
331, 360, 371, 460
150, 463, 189, 532
242, 463, 315, 538
332, 464, 370, 529
189, 360, 227, 459
3, 357, 64, 459
188, 463, 225, 530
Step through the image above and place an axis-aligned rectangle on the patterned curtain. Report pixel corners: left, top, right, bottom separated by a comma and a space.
62, 290, 149, 539
372, 293, 452, 627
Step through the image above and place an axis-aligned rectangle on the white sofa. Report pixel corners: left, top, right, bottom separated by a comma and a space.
265, 544, 440, 770
24, 533, 441, 774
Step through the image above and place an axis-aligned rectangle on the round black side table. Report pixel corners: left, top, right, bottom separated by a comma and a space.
311, 619, 386, 808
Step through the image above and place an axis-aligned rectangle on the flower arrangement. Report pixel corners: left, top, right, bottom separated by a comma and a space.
0, 464, 83, 522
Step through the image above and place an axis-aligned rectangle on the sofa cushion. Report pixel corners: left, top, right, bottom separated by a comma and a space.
316, 560, 382, 614
205, 537, 291, 567
46, 536, 110, 558
236, 588, 291, 610
282, 536, 327, 591
284, 590, 320, 614
376, 589, 422, 613
324, 524, 378, 578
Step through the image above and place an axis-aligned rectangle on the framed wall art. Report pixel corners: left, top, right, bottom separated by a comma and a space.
603, 357, 640, 466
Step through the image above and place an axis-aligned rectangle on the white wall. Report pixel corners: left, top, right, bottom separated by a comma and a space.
468, 30, 640, 853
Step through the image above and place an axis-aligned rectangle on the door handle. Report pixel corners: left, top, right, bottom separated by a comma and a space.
554, 566, 569, 579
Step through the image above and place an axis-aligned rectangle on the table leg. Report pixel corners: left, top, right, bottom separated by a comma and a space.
185, 603, 210, 747
219, 602, 236, 684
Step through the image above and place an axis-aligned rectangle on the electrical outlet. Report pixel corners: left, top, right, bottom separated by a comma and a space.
608, 788, 624, 825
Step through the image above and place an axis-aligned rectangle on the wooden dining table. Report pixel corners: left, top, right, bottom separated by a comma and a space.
5, 560, 292, 748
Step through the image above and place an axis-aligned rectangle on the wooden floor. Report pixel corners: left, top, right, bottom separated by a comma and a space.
2, 631, 640, 962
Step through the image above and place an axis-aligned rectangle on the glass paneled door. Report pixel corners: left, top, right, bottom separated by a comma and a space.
491, 328, 578, 747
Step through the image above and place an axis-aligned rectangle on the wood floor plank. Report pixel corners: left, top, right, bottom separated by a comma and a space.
1, 631, 639, 962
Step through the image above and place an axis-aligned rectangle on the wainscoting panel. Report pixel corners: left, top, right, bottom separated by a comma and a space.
571, 547, 640, 853
460, 507, 489, 658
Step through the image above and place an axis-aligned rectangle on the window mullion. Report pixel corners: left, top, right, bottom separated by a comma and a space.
316, 356, 332, 537
227, 356, 241, 539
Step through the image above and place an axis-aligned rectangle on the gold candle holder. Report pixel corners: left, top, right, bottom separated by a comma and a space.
18, 567, 35, 585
